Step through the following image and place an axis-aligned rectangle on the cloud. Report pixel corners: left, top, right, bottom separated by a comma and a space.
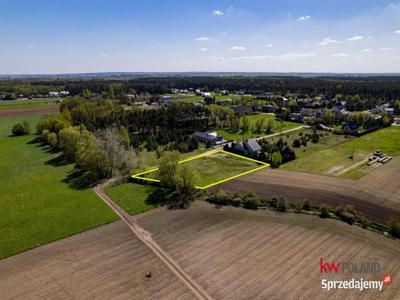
395, 30, 400, 34
298, 15, 311, 21
100, 53, 109, 57
222, 32, 228, 36
213, 10, 224, 16
379, 47, 397, 51
195, 37, 210, 41
347, 35, 364, 41
266, 44, 273, 48
26, 45, 34, 48
199, 48, 208, 52
231, 46, 246, 51
332, 52, 351, 57
274, 53, 316, 59
200, 56, 225, 62
318, 37, 341, 46
361, 48, 372, 53
230, 52, 316, 61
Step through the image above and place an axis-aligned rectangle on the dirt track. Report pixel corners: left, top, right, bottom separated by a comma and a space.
0, 221, 193, 299
93, 185, 213, 300
213, 167, 400, 223
137, 201, 400, 300
0, 105, 59, 117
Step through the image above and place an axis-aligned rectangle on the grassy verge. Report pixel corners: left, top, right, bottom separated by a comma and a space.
0, 103, 57, 110
0, 98, 61, 106
281, 126, 400, 175
217, 114, 300, 141
104, 183, 158, 215
0, 114, 117, 259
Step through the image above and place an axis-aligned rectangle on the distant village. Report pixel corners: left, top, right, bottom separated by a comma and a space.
1, 86, 399, 154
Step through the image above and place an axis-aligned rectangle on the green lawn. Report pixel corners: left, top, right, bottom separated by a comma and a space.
281, 126, 400, 175
174, 96, 204, 103
105, 183, 158, 215
174, 94, 240, 104
0, 114, 117, 259
141, 152, 262, 188
217, 114, 300, 141
0, 103, 58, 110
0, 98, 61, 109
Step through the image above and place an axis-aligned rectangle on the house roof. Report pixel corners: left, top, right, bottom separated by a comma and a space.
244, 139, 262, 152
194, 131, 221, 140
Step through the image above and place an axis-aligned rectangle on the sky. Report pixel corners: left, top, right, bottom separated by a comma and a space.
0, 0, 400, 74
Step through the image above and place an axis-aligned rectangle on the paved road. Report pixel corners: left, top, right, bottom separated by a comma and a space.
93, 185, 213, 300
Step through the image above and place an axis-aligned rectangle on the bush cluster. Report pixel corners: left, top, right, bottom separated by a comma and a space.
206, 190, 398, 239
11, 121, 30, 136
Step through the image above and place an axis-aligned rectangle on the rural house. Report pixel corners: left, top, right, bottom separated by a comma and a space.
194, 131, 225, 146
243, 139, 262, 155
230, 139, 262, 156
160, 95, 173, 105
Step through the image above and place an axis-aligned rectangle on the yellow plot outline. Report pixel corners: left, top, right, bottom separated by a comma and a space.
131, 149, 269, 189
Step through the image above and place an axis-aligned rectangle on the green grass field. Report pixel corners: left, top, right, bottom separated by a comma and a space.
105, 183, 158, 215
217, 114, 300, 141
0, 98, 61, 110
140, 151, 262, 188
173, 94, 241, 104
281, 126, 400, 175
0, 114, 117, 259
174, 96, 204, 103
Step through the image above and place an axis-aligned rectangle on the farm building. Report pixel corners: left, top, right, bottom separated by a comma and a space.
265, 92, 274, 100
194, 131, 225, 146
160, 95, 173, 105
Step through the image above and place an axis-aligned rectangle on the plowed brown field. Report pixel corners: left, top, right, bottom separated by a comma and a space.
213, 162, 400, 223
0, 105, 59, 117
136, 201, 400, 300
0, 221, 193, 300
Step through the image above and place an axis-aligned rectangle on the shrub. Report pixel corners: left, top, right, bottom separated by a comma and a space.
302, 200, 311, 211
276, 197, 287, 212
389, 222, 400, 239
47, 132, 58, 149
292, 139, 301, 148
22, 121, 30, 134
213, 189, 230, 206
41, 129, 50, 141
335, 206, 355, 225
11, 123, 26, 136
319, 204, 332, 218
271, 151, 282, 168
12, 122, 29, 136
269, 197, 278, 208
243, 197, 260, 209
231, 197, 242, 207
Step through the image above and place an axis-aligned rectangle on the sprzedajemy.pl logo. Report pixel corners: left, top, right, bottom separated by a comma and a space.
319, 258, 392, 292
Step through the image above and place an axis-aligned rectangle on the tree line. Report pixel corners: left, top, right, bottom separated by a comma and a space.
2, 75, 400, 99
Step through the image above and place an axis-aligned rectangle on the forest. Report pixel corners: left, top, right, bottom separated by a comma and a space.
2, 75, 400, 99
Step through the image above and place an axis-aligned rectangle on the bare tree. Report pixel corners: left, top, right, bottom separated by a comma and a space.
95, 127, 138, 176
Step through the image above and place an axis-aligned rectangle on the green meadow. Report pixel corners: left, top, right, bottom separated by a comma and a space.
281, 126, 400, 175
0, 114, 117, 259
217, 114, 300, 141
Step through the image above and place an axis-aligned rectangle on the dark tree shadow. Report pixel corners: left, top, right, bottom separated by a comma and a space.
45, 154, 73, 167
27, 136, 42, 144
62, 167, 99, 190
146, 188, 169, 206
25, 135, 98, 190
